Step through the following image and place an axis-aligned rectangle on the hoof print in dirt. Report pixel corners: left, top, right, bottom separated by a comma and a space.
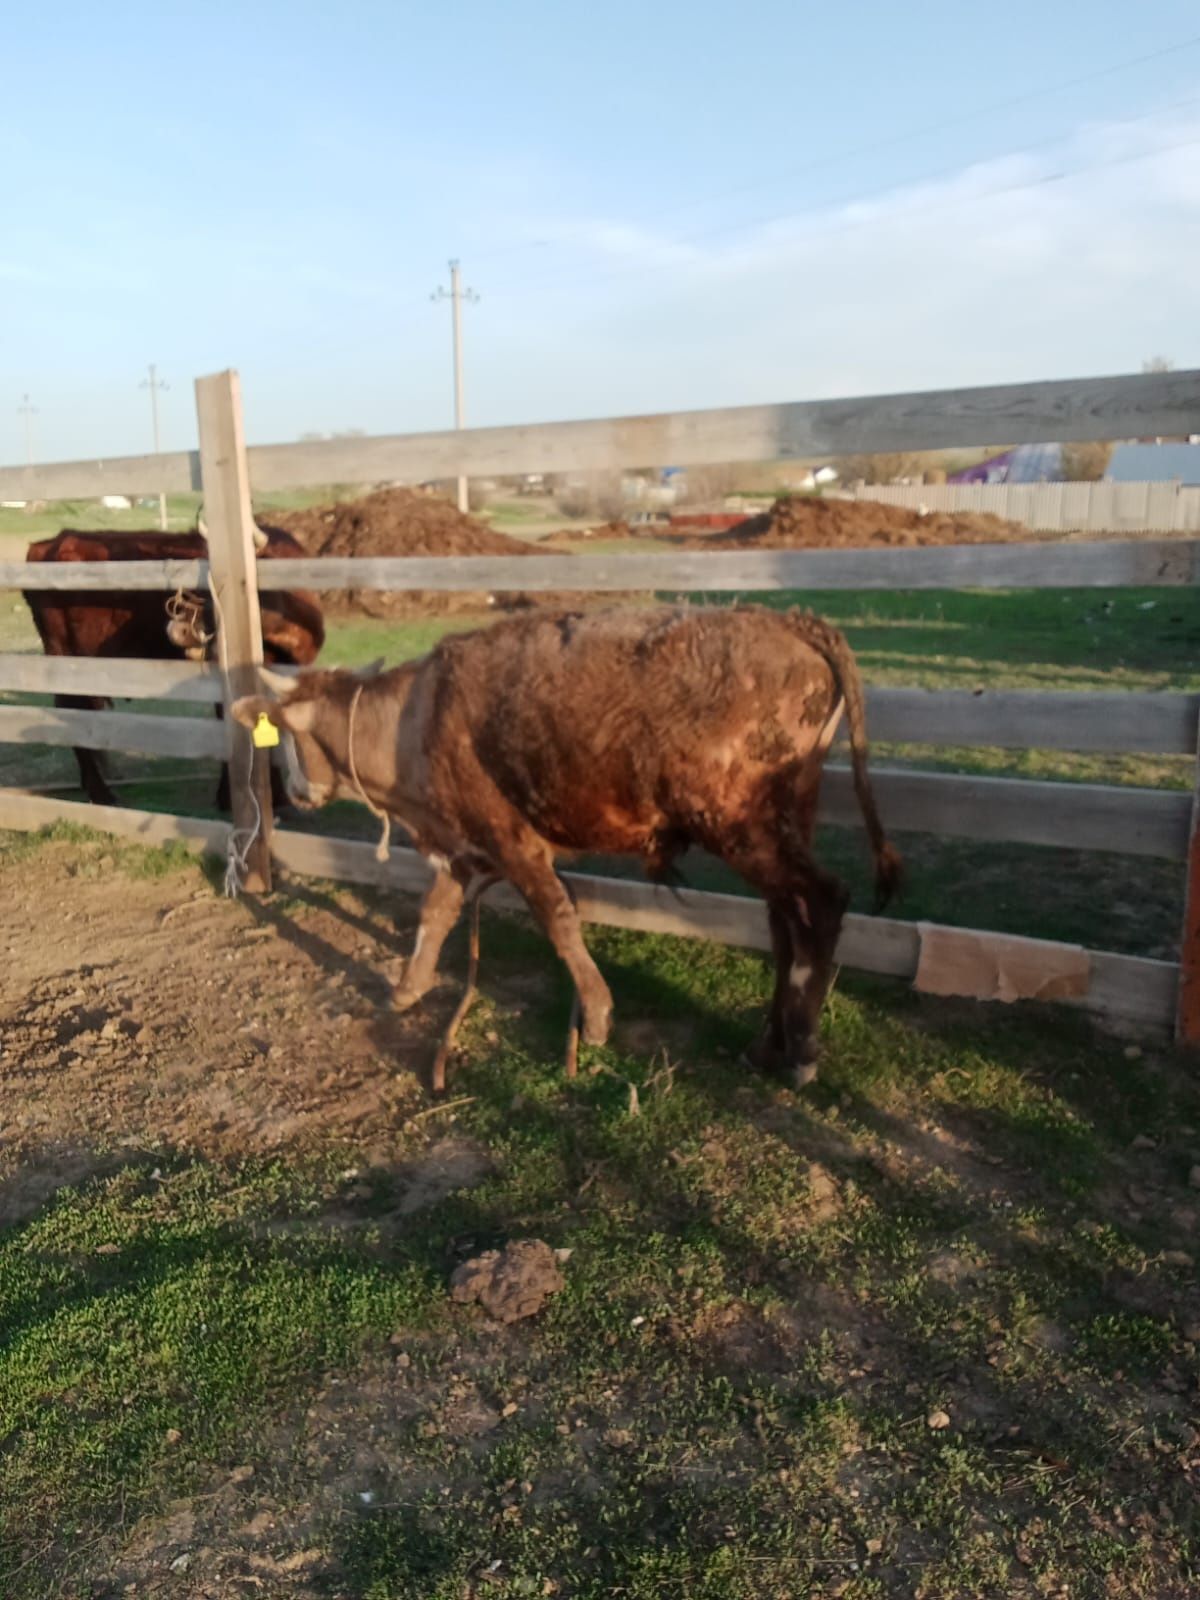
449, 1238, 565, 1324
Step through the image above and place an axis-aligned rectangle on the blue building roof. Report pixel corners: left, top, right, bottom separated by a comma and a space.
949, 442, 1063, 485
1107, 444, 1200, 485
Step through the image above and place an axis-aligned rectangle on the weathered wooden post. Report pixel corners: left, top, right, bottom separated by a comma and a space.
194, 369, 273, 893
1176, 709, 1200, 1043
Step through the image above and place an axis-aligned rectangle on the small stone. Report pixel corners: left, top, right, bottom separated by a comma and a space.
630, 1315, 646, 1328
394, 1352, 411, 1370
926, 1409, 951, 1431
501, 1402, 519, 1418
1131, 1134, 1157, 1151
168, 1554, 190, 1574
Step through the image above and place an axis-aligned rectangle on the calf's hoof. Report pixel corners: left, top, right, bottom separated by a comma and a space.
581, 1003, 612, 1047
391, 982, 430, 1014
740, 1034, 821, 1090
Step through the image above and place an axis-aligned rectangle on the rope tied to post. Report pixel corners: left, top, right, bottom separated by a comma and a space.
205, 578, 264, 899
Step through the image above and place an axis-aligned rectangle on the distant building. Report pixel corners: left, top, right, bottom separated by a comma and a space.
949, 443, 1063, 485
790, 464, 839, 491
1106, 443, 1200, 485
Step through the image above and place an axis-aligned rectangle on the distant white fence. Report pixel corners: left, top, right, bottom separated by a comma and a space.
848, 480, 1200, 534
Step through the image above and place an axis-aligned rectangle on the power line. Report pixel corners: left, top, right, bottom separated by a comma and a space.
430, 260, 479, 513
489, 100, 1200, 302
466, 28, 1200, 268
16, 393, 38, 467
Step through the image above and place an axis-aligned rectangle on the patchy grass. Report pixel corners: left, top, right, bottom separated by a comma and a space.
1, 838, 1199, 1597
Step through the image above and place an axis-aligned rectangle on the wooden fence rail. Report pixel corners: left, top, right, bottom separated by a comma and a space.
3, 538, 1198, 595
1, 367, 1198, 502
3, 656, 1195, 755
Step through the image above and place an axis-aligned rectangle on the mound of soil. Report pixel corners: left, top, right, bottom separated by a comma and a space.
264, 486, 574, 619
702, 495, 1035, 550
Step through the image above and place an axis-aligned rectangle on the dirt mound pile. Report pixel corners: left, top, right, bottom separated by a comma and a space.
264, 486, 551, 618
706, 495, 1034, 550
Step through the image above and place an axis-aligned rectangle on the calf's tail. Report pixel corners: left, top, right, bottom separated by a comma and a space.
788, 611, 903, 911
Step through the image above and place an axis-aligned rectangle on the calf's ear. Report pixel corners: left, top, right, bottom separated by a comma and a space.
231, 695, 284, 730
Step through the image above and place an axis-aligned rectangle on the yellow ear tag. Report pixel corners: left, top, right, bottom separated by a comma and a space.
252, 712, 280, 749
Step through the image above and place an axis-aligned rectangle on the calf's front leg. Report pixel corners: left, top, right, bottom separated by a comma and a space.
392, 865, 465, 1012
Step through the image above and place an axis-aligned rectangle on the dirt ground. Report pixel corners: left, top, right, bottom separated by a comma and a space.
0, 838, 459, 1202
5, 839, 1200, 1598
262, 488, 590, 618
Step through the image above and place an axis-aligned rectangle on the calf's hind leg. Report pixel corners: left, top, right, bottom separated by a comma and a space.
724, 836, 849, 1087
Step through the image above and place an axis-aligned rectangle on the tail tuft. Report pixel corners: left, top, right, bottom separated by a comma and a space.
874, 840, 904, 913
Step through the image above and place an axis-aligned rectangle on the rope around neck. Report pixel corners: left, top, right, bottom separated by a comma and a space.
348, 682, 392, 863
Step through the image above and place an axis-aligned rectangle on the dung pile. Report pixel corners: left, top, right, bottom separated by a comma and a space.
703, 495, 1035, 550
263, 486, 567, 618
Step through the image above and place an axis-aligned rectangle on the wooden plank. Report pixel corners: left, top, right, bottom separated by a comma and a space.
2, 658, 1191, 758
0, 653, 224, 703
0, 559, 207, 592
1086, 950, 1180, 1030
0, 704, 226, 760
235, 368, 1200, 488
1175, 706, 1200, 1041
863, 687, 1200, 755
156, 540, 1200, 594
262, 833, 1177, 1026
0, 789, 228, 853
1, 370, 1196, 503
1, 539, 1197, 595
0, 448, 200, 502
819, 765, 1192, 859
0, 792, 1174, 1027
195, 370, 273, 893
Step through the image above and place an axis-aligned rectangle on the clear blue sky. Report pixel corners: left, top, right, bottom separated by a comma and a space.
4, 1, 1199, 463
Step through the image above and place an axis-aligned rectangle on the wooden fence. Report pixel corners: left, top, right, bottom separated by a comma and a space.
1, 367, 1199, 1039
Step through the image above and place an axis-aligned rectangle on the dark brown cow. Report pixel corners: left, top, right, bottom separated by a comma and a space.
232, 604, 901, 1086
24, 524, 324, 810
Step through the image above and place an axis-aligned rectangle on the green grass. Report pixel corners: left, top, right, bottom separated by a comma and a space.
2, 839, 1199, 1596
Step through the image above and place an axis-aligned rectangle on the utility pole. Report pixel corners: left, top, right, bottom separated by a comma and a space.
141, 364, 170, 529
431, 260, 479, 512
17, 394, 37, 466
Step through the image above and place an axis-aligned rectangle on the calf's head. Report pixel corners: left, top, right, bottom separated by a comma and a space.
231, 661, 387, 810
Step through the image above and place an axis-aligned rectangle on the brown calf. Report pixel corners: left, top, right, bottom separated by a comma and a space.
24, 524, 324, 811
233, 605, 900, 1086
